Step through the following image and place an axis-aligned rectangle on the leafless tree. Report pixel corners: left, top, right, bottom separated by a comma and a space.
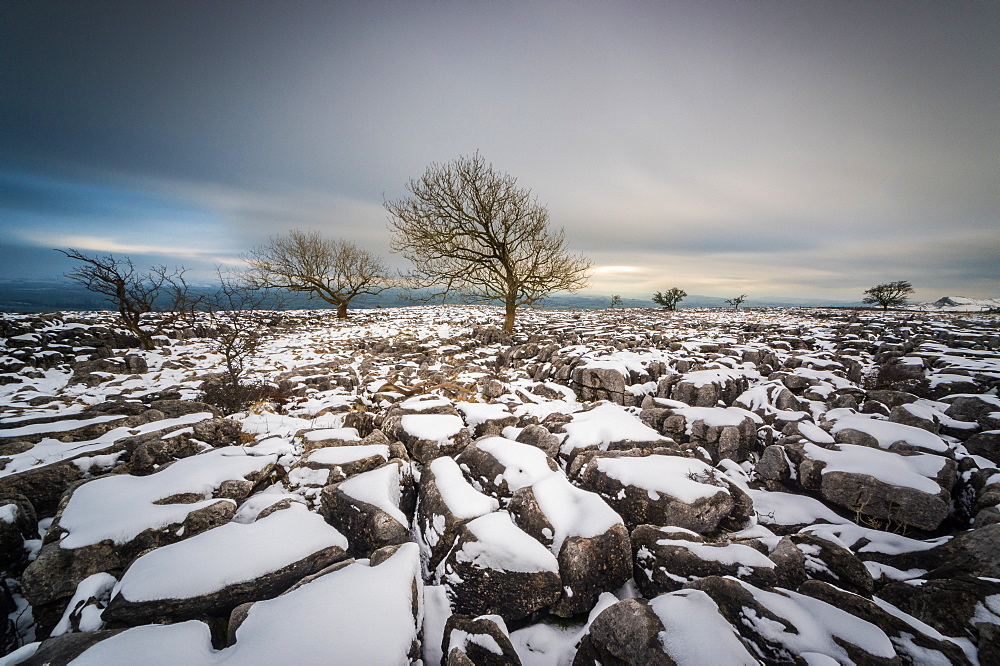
57, 248, 197, 350
197, 270, 281, 413
384, 152, 592, 332
244, 230, 389, 319
726, 294, 748, 310
610, 295, 623, 308
863, 281, 914, 310
652, 287, 687, 310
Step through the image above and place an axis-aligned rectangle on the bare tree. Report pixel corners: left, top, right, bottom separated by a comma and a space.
863, 281, 914, 310
244, 230, 388, 319
198, 270, 281, 413
652, 287, 687, 311
57, 249, 196, 350
610, 295, 622, 309
384, 152, 592, 332
726, 294, 748, 310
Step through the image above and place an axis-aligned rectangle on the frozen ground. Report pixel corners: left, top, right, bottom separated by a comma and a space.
1, 305, 998, 664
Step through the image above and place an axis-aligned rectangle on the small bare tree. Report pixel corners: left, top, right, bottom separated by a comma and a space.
863, 281, 914, 310
385, 152, 592, 332
652, 288, 686, 310
610, 295, 622, 309
244, 230, 388, 319
57, 249, 196, 350
726, 294, 748, 310
198, 270, 280, 413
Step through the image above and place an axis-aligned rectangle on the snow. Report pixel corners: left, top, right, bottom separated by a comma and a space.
111, 503, 348, 602
654, 538, 776, 569
337, 463, 407, 525
749, 490, 851, 527
67, 623, 215, 664
57, 447, 276, 548
529, 473, 623, 553
797, 420, 835, 445
51, 572, 117, 637
830, 415, 949, 453
560, 402, 664, 453
302, 427, 360, 442
306, 443, 390, 465
672, 405, 763, 428
399, 413, 464, 441
649, 589, 758, 664
595, 455, 728, 503
400, 394, 452, 411
456, 512, 559, 573
0, 503, 18, 524
803, 442, 948, 494
456, 401, 513, 427
429, 456, 499, 520
475, 437, 555, 491
740, 581, 896, 661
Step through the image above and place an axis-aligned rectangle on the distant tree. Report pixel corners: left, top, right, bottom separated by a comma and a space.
385, 152, 592, 332
652, 288, 687, 311
726, 294, 748, 310
198, 270, 283, 413
863, 281, 914, 310
610, 295, 623, 309
57, 248, 196, 350
244, 230, 388, 319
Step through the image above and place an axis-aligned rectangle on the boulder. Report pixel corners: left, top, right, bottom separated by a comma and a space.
508, 473, 630, 616
454, 436, 558, 504
0, 493, 39, 571
688, 576, 899, 664
437, 511, 561, 622
573, 452, 748, 533
415, 456, 499, 573
103, 503, 349, 625
320, 461, 412, 558
382, 396, 471, 463
442, 614, 521, 666
574, 591, 758, 665
631, 525, 776, 596
798, 442, 955, 531
877, 575, 1000, 647
789, 532, 874, 596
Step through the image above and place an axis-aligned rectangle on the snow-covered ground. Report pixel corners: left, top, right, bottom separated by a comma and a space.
1, 305, 999, 664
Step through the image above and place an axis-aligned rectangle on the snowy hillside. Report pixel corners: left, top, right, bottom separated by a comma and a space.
1, 305, 999, 664
910, 296, 1000, 312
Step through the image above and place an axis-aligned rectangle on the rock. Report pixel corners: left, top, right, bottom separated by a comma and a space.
798, 442, 955, 531
456, 402, 518, 439
288, 441, 392, 489
945, 395, 1000, 424
755, 445, 793, 487
0, 459, 87, 518
573, 451, 746, 533
964, 431, 1000, 465
889, 404, 939, 434
768, 535, 808, 589
382, 397, 472, 463
513, 424, 561, 458
442, 614, 521, 666
574, 591, 758, 665
320, 461, 412, 558
571, 366, 627, 404
103, 503, 349, 625
0, 493, 39, 571
415, 456, 499, 574
688, 576, 899, 664
454, 436, 558, 504
508, 474, 631, 617
437, 511, 561, 622
790, 532, 874, 596
631, 525, 776, 596
799, 580, 972, 665
20, 447, 274, 637
572, 598, 674, 666
191, 417, 242, 446
877, 575, 1000, 646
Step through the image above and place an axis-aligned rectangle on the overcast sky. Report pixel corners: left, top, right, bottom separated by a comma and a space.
2, 0, 998, 301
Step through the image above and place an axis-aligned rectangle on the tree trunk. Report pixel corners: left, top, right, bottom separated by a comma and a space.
503, 300, 517, 333
337, 301, 349, 319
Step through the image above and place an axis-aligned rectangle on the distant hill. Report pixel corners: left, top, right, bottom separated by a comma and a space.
908, 296, 1000, 312
0, 279, 867, 313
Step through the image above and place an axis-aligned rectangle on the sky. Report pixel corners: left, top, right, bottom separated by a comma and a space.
2, 0, 998, 302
